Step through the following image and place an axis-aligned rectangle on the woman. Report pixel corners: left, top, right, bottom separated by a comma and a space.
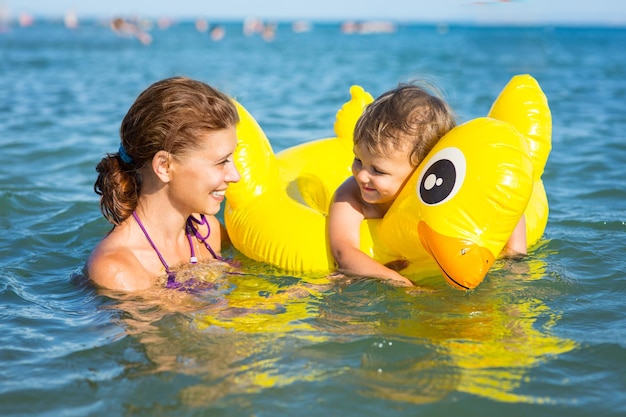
86, 77, 240, 291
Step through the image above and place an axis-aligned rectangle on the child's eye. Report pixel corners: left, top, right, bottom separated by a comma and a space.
353, 157, 362, 166
373, 167, 387, 175
218, 158, 232, 166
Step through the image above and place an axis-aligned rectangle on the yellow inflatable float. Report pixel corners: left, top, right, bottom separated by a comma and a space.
225, 74, 551, 290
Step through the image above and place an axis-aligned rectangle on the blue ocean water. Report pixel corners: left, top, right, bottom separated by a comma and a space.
1, 19, 625, 416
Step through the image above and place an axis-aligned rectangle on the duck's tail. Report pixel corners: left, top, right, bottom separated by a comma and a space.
333, 85, 374, 140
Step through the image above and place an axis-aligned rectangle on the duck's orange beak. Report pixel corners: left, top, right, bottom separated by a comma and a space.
418, 221, 495, 290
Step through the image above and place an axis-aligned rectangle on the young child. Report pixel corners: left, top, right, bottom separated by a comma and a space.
328, 83, 526, 287
86, 77, 241, 292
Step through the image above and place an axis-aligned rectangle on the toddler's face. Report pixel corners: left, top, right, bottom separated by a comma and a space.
351, 143, 414, 208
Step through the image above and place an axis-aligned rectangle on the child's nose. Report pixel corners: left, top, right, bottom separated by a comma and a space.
355, 168, 369, 183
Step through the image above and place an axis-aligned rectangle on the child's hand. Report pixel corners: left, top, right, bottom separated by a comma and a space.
328, 271, 347, 281
385, 274, 414, 287
329, 270, 415, 288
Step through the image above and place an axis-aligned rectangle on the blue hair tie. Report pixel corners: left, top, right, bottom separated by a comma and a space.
118, 144, 133, 164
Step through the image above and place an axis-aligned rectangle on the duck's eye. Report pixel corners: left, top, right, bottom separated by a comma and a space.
417, 147, 466, 206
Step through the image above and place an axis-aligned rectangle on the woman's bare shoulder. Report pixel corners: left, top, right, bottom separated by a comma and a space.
86, 237, 153, 291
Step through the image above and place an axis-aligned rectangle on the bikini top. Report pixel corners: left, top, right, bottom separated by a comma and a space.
132, 211, 223, 290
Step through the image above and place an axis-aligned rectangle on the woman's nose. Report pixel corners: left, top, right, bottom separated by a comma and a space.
226, 163, 241, 183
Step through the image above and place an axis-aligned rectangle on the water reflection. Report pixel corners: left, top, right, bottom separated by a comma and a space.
98, 253, 575, 407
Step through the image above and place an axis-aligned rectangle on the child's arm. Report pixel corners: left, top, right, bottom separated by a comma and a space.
501, 214, 527, 257
328, 180, 414, 287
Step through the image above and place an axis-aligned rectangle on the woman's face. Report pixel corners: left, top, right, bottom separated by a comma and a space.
168, 126, 240, 216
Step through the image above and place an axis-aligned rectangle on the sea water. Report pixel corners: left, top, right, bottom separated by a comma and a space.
0, 20, 625, 417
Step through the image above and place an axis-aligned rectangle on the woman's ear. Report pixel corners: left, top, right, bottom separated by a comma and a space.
152, 150, 172, 183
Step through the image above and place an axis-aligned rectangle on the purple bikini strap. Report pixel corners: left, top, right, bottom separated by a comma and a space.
186, 214, 223, 260
132, 211, 172, 272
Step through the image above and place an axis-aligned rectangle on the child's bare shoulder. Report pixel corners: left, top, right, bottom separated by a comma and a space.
334, 177, 360, 202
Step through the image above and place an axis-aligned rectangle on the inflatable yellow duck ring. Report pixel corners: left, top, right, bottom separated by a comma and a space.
225, 74, 551, 290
